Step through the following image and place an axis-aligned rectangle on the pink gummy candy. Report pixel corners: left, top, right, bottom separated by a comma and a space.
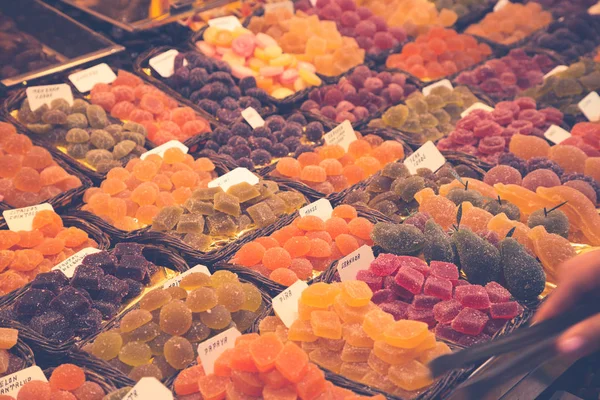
433, 299, 463, 324
384, 276, 414, 301
370, 254, 401, 277
435, 323, 464, 343
407, 306, 436, 328
423, 275, 453, 300
490, 302, 521, 320
451, 308, 489, 336
397, 256, 430, 277
380, 300, 410, 321
255, 32, 278, 48
412, 294, 441, 310
484, 318, 506, 336
485, 282, 511, 303
260, 66, 285, 77
231, 65, 256, 79
232, 34, 256, 57
372, 289, 396, 305
454, 285, 491, 309
356, 270, 383, 292
394, 266, 425, 295
430, 261, 459, 283
280, 68, 299, 85
196, 41, 216, 57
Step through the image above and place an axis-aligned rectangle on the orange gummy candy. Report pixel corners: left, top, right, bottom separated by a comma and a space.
174, 365, 205, 395
509, 134, 551, 160
275, 342, 309, 383
249, 332, 284, 372
415, 188, 457, 231
528, 226, 576, 281
32, 211, 64, 238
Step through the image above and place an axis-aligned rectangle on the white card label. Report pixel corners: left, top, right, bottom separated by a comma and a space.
337, 245, 375, 282
578, 92, 600, 122
141, 140, 189, 160
543, 65, 568, 79
494, 0, 510, 11
309, 0, 317, 5
149, 50, 188, 79
52, 247, 102, 278
68, 63, 117, 93
460, 102, 494, 118
422, 79, 453, 96
198, 327, 241, 374
264, 1, 294, 13
241, 107, 265, 129
323, 120, 357, 151
273, 280, 308, 328
299, 198, 333, 221
163, 264, 211, 288
208, 168, 259, 192
3, 203, 54, 232
123, 377, 173, 400
544, 125, 571, 144
26, 84, 73, 112
0, 366, 47, 397
404, 141, 446, 175
208, 16, 242, 31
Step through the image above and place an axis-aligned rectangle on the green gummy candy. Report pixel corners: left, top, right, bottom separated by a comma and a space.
446, 188, 485, 208
423, 219, 455, 264
392, 176, 425, 203
453, 228, 501, 285
370, 222, 425, 256
527, 209, 569, 238
483, 199, 521, 221
500, 238, 546, 300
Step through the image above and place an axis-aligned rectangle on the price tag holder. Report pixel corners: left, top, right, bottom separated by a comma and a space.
337, 245, 375, 282
0, 366, 47, 397
52, 248, 102, 278
323, 120, 357, 151
273, 280, 308, 328
494, 0, 510, 11
163, 264, 211, 288
460, 102, 494, 118
241, 107, 265, 129
404, 141, 446, 175
197, 327, 241, 374
298, 199, 333, 221
422, 79, 453, 96
208, 16, 242, 31
68, 63, 117, 93
149, 50, 188, 79
3, 203, 54, 232
264, 1, 294, 12
26, 84, 73, 112
543, 65, 568, 79
208, 168, 259, 192
544, 125, 571, 144
578, 92, 600, 122
123, 377, 173, 400
141, 140, 188, 160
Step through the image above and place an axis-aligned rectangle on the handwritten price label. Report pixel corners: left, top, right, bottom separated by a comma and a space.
404, 141, 446, 175
26, 84, 73, 111
578, 92, 600, 122
68, 63, 117, 93
123, 377, 173, 400
208, 168, 259, 191
149, 49, 188, 78
323, 120, 357, 151
544, 125, 571, 144
337, 245, 375, 282
423, 79, 453, 96
3, 203, 54, 232
299, 199, 333, 221
52, 248, 102, 278
273, 280, 308, 328
0, 366, 47, 397
197, 327, 241, 374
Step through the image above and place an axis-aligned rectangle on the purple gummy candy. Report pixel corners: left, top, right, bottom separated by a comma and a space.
412, 294, 441, 310
82, 251, 117, 275
29, 311, 69, 337
383, 276, 414, 301
30, 270, 68, 293
490, 301, 521, 320
113, 243, 145, 260
394, 266, 425, 295
455, 285, 491, 309
485, 282, 512, 303
92, 300, 119, 319
14, 289, 54, 317
356, 270, 383, 292
97, 275, 129, 302
430, 261, 459, 283
116, 255, 149, 282
380, 300, 409, 321
458, 332, 492, 347
123, 279, 144, 300
372, 289, 396, 305
435, 323, 464, 343
369, 253, 401, 277
407, 306, 436, 328
72, 308, 102, 336
49, 287, 91, 317
433, 299, 463, 324
71, 265, 104, 291
484, 318, 506, 336
397, 256, 430, 277
451, 308, 489, 336
423, 275, 453, 300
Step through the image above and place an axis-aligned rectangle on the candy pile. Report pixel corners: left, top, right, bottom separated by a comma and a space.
5, 243, 160, 342
529, 15, 600, 61
82, 148, 218, 232
434, 0, 491, 19
246, 9, 365, 77
386, 27, 493, 81
300, 66, 416, 124
455, 49, 557, 100
535, 0, 597, 16
84, 271, 264, 382
0, 210, 98, 296
568, 122, 600, 157
294, 0, 409, 56
232, 205, 373, 286
174, 333, 386, 400
436, 97, 564, 165
465, 2, 552, 45
352, 254, 522, 346
0, 123, 82, 208
90, 70, 211, 145
164, 51, 271, 125
196, 26, 323, 99
273, 137, 406, 194
0, 328, 24, 378
281, 281, 451, 394
369, 85, 480, 144
10, 364, 106, 400
201, 114, 325, 170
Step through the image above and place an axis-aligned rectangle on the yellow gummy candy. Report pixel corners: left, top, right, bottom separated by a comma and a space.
254, 47, 268, 61
203, 26, 219, 44
271, 87, 295, 99
214, 30, 234, 47
248, 57, 266, 71
300, 282, 338, 308
264, 46, 283, 59
222, 52, 246, 66
299, 69, 322, 86
383, 320, 429, 349
270, 54, 294, 67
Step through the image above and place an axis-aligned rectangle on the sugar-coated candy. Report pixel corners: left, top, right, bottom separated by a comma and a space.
500, 238, 546, 300
453, 228, 501, 285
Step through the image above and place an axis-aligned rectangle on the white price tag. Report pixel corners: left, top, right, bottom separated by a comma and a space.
460, 102, 494, 118
422, 79, 453, 96
141, 140, 188, 160
68, 63, 117, 93
123, 377, 173, 400
494, 0, 510, 12
163, 264, 211, 288
544, 125, 571, 144
298, 199, 333, 221
543, 65, 568, 79
208, 168, 259, 192
404, 141, 446, 175
197, 327, 241, 374
264, 1, 294, 13
26, 84, 73, 112
309, 0, 317, 5
149, 50, 188, 79
337, 245, 375, 282
578, 92, 600, 122
323, 120, 357, 151
273, 280, 308, 328
208, 16, 242, 31
0, 366, 47, 397
241, 107, 265, 129
52, 247, 103, 278
3, 203, 54, 232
